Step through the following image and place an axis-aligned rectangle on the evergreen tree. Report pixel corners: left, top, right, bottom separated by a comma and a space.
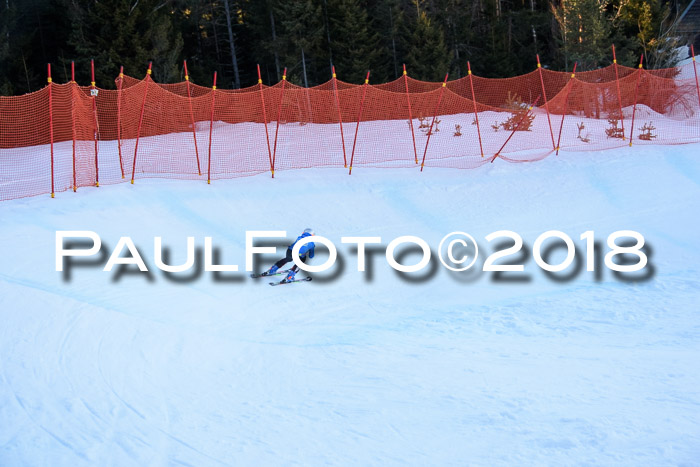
327, 0, 383, 83
614, 0, 683, 68
366, 0, 404, 81
553, 0, 611, 69
405, 11, 449, 81
277, 0, 329, 85
63, 0, 183, 86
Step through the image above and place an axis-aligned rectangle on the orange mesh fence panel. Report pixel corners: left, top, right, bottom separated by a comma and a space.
2, 61, 700, 201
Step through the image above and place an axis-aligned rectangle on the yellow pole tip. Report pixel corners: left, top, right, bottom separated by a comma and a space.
364, 79, 369, 84
468, 70, 472, 75
403, 71, 407, 75
198, 172, 202, 176
91, 81, 96, 86
147, 69, 152, 75
185, 76, 189, 81
283, 75, 286, 80
613, 59, 617, 64
537, 63, 541, 68
95, 182, 99, 187
332, 73, 337, 78
442, 83, 446, 87
212, 85, 216, 90
130, 180, 134, 184
47, 78, 52, 83
119, 73, 124, 78
51, 193, 54, 198
629, 142, 633, 146
258, 79, 262, 84
207, 180, 211, 184
639, 64, 643, 68
571, 73, 575, 78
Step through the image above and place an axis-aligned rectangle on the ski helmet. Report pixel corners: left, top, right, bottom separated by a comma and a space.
303, 228, 315, 236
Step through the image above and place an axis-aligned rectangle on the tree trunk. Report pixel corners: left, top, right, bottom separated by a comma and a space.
389, 4, 398, 79
302, 48, 309, 88
322, 0, 333, 70
269, 8, 280, 81
223, 0, 241, 89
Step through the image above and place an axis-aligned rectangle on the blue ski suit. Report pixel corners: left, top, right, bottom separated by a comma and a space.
273, 232, 315, 271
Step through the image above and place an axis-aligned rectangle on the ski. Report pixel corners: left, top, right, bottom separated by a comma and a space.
250, 269, 291, 279
269, 277, 313, 286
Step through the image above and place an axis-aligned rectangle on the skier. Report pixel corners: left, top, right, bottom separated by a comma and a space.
265, 228, 315, 283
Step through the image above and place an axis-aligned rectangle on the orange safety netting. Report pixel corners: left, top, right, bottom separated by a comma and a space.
1, 61, 699, 200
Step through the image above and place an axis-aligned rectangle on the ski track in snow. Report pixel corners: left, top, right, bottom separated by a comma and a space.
1, 143, 700, 465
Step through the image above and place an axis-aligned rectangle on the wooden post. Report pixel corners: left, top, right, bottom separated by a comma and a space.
70, 61, 77, 191
207, 71, 217, 184
117, 66, 125, 178
331, 66, 348, 167
348, 71, 370, 175
537, 54, 556, 151
403, 64, 419, 164
420, 74, 448, 172
48, 64, 55, 198
612, 44, 627, 140
184, 60, 202, 176
272, 67, 288, 176
692, 45, 700, 110
258, 64, 275, 178
467, 61, 484, 158
90, 59, 99, 186
628, 55, 644, 146
131, 62, 152, 184
555, 63, 577, 156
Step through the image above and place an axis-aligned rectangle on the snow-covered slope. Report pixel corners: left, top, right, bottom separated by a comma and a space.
1, 144, 699, 465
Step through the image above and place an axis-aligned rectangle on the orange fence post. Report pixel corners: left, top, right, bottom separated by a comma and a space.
131, 62, 152, 184
257, 64, 274, 178
70, 61, 77, 191
555, 62, 577, 156
48, 64, 55, 198
184, 60, 202, 176
491, 95, 542, 163
467, 61, 484, 158
349, 71, 370, 175
116, 65, 125, 179
612, 44, 626, 140
403, 64, 419, 164
207, 71, 217, 184
692, 45, 700, 109
420, 74, 448, 172
628, 54, 644, 146
272, 67, 288, 176
537, 55, 556, 151
90, 59, 100, 187
331, 66, 348, 168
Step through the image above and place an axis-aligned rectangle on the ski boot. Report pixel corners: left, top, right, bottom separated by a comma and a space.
263, 265, 279, 276
281, 269, 296, 283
